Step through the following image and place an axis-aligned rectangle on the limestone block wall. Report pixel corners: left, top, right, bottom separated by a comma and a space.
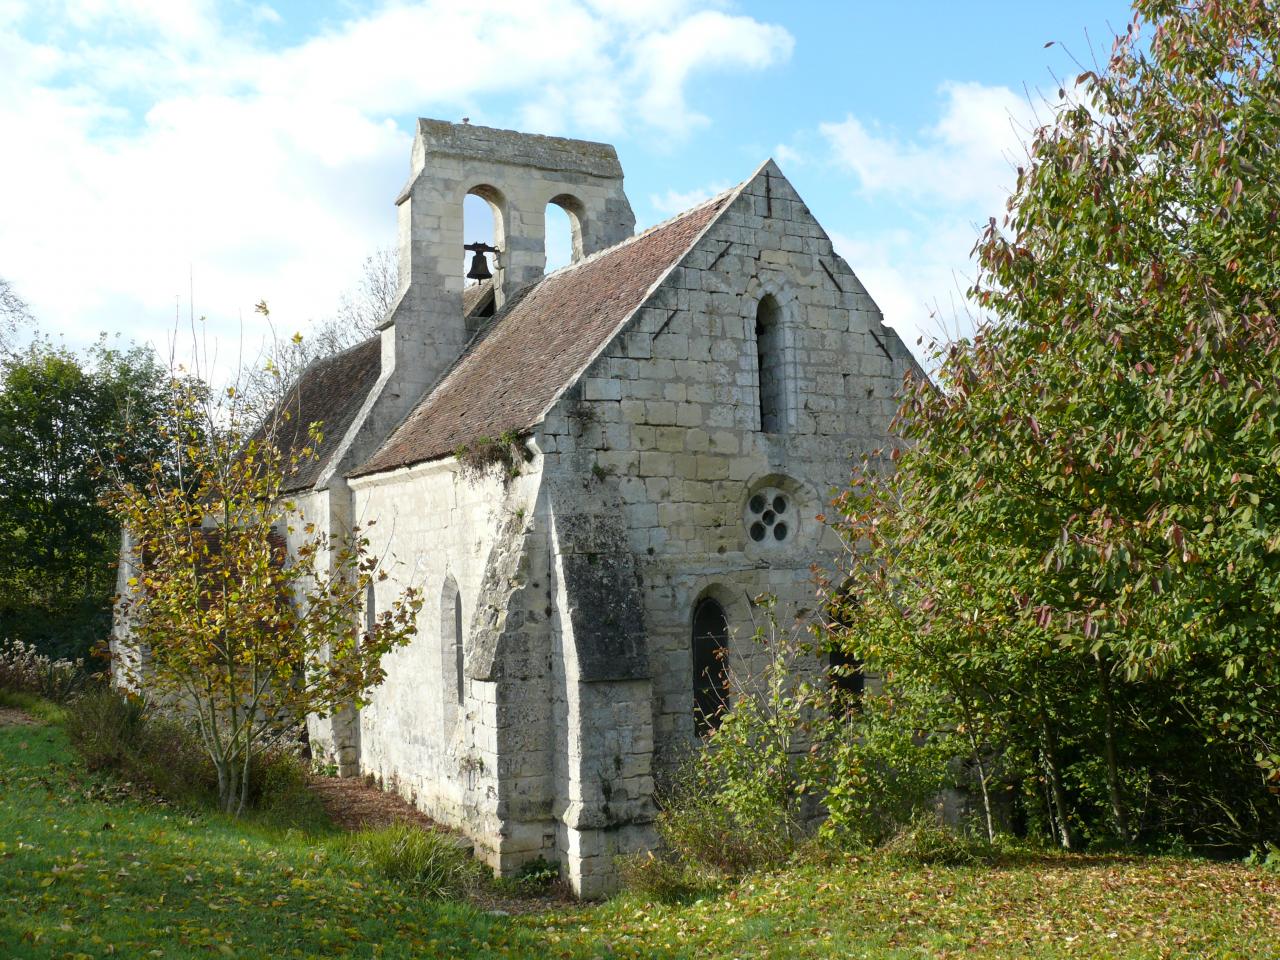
347, 458, 545, 864
536, 162, 917, 785
538, 472, 657, 896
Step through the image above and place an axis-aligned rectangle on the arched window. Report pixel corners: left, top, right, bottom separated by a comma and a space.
824, 587, 864, 712
546, 194, 585, 273
463, 186, 504, 323
756, 294, 784, 432
829, 648, 865, 700
364, 582, 376, 637
453, 591, 464, 705
441, 577, 465, 730
692, 597, 730, 736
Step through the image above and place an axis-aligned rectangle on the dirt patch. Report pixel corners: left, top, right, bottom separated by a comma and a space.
308, 774, 453, 833
307, 773, 575, 915
0, 707, 36, 726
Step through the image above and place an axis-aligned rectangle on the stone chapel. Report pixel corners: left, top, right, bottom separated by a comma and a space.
123, 118, 920, 897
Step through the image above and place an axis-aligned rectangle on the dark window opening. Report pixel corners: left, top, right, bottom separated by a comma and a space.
756, 295, 784, 432
825, 584, 864, 713
692, 597, 730, 736
828, 647, 865, 701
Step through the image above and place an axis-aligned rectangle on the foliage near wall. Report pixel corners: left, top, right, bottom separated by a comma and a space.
0, 338, 171, 659
828, 0, 1280, 851
108, 350, 422, 814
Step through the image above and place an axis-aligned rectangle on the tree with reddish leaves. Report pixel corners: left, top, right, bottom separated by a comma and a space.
828, 1, 1280, 850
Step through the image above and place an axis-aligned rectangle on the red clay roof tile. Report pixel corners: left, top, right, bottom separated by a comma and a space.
352, 192, 730, 478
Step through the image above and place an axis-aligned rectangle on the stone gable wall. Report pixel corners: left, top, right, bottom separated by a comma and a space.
330, 163, 916, 899
537, 163, 915, 792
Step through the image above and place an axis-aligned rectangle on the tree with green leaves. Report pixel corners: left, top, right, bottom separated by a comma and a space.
108, 367, 421, 814
0, 338, 171, 658
828, 0, 1280, 851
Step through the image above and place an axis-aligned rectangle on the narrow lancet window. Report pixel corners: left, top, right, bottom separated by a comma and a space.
453, 591, 465, 705
756, 295, 784, 432
692, 597, 730, 736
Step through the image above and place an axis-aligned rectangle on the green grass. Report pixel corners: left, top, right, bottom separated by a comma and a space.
0, 690, 67, 724
1, 713, 1277, 959
0, 719, 533, 958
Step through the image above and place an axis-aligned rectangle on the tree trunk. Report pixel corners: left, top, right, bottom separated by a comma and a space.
969, 733, 996, 843
1040, 715, 1074, 850
1096, 656, 1131, 843
237, 737, 253, 816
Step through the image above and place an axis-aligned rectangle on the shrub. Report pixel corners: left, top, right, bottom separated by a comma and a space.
816, 692, 954, 849
64, 684, 222, 806
130, 713, 219, 804
248, 744, 329, 832
64, 684, 148, 772
656, 771, 795, 877
345, 824, 483, 899
1245, 842, 1280, 874
0, 638, 87, 702
616, 851, 710, 904
510, 856, 559, 890
650, 599, 828, 879
636, 596, 963, 892
876, 817, 1000, 867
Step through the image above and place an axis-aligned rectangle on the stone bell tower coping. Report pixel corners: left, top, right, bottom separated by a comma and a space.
379, 119, 636, 409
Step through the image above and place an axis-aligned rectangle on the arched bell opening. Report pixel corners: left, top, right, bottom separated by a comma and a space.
545, 193, 586, 273
463, 184, 505, 319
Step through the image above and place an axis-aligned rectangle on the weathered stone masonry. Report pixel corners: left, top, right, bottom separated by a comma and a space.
114, 118, 918, 898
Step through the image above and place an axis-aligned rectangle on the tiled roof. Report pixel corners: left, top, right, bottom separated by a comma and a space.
353, 191, 731, 478
264, 279, 502, 493
268, 336, 383, 494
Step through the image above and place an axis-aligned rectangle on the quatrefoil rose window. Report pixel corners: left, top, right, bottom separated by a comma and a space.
745, 486, 792, 545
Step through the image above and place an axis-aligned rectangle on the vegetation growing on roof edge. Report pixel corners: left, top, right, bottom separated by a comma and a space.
454, 430, 532, 484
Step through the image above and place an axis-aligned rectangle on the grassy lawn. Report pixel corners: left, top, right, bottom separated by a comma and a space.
2, 717, 1277, 959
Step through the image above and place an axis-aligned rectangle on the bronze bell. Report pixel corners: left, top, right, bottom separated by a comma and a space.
464, 242, 497, 281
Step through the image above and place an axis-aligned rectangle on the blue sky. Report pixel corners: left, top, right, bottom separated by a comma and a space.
0, 0, 1133, 373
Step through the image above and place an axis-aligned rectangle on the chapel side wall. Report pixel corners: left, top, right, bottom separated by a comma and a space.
277, 489, 350, 768
348, 459, 551, 866
540, 167, 916, 782
109, 529, 147, 694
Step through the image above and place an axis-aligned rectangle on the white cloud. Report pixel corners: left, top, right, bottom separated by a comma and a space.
649, 181, 733, 217
0, 0, 791, 380
773, 143, 803, 168
821, 81, 1046, 361
821, 81, 1038, 213
631, 11, 793, 134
